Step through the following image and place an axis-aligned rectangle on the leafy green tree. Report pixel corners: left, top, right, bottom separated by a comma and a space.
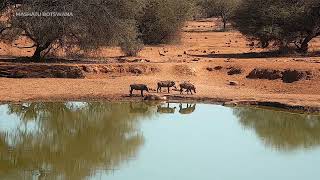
233, 0, 320, 52
0, 0, 144, 61
0, 0, 195, 59
138, 0, 194, 44
200, 0, 241, 30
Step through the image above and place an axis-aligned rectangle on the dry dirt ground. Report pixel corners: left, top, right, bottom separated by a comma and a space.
0, 19, 320, 112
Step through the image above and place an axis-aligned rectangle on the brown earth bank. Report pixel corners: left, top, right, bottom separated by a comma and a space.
0, 19, 320, 113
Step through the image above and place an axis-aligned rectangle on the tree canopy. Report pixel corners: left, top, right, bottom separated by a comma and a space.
232, 0, 320, 52
200, 0, 241, 30
0, 0, 195, 60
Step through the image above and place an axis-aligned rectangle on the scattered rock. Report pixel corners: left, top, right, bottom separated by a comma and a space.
282, 69, 312, 83
246, 68, 313, 83
117, 58, 127, 63
214, 66, 223, 70
206, 67, 214, 71
246, 68, 282, 80
128, 66, 143, 74
228, 81, 239, 86
0, 65, 85, 78
227, 67, 243, 75
144, 94, 167, 101
99, 66, 113, 73
92, 67, 99, 73
207, 66, 223, 72
82, 65, 94, 73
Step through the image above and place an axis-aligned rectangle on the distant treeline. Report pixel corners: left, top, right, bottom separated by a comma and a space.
0, 0, 319, 61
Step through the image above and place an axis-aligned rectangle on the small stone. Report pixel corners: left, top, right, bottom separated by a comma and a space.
228, 81, 239, 86
207, 67, 214, 71
214, 66, 223, 70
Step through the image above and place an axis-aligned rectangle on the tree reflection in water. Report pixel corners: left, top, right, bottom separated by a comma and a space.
233, 107, 320, 151
0, 102, 157, 180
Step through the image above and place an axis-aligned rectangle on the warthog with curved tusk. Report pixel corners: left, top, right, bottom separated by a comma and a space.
179, 82, 196, 95
157, 81, 176, 93
130, 84, 149, 97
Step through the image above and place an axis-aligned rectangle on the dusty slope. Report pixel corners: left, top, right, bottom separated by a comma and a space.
0, 18, 320, 111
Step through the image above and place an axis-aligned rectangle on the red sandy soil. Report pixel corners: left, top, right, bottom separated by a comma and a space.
0, 18, 320, 111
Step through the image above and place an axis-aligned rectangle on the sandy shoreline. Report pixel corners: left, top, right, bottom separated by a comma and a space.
1, 19, 320, 113
1, 91, 320, 113
1, 60, 320, 113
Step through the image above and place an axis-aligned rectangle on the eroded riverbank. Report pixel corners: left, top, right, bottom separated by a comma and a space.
1, 60, 320, 113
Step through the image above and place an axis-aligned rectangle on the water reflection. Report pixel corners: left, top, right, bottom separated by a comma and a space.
179, 104, 196, 114
129, 102, 155, 114
157, 103, 176, 114
233, 107, 320, 151
1, 102, 320, 179
0, 102, 157, 180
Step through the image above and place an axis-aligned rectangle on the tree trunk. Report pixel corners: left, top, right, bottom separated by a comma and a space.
261, 40, 269, 48
298, 31, 320, 53
221, 13, 227, 31
31, 42, 52, 62
300, 37, 312, 53
32, 46, 42, 62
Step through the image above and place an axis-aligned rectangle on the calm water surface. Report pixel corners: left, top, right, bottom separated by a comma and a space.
0, 102, 320, 180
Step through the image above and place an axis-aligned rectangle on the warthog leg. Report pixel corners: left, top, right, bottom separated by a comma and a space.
130, 88, 133, 96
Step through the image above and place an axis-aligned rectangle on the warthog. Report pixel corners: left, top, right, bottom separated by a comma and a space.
179, 82, 196, 95
157, 81, 176, 93
130, 84, 149, 97
179, 104, 196, 114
